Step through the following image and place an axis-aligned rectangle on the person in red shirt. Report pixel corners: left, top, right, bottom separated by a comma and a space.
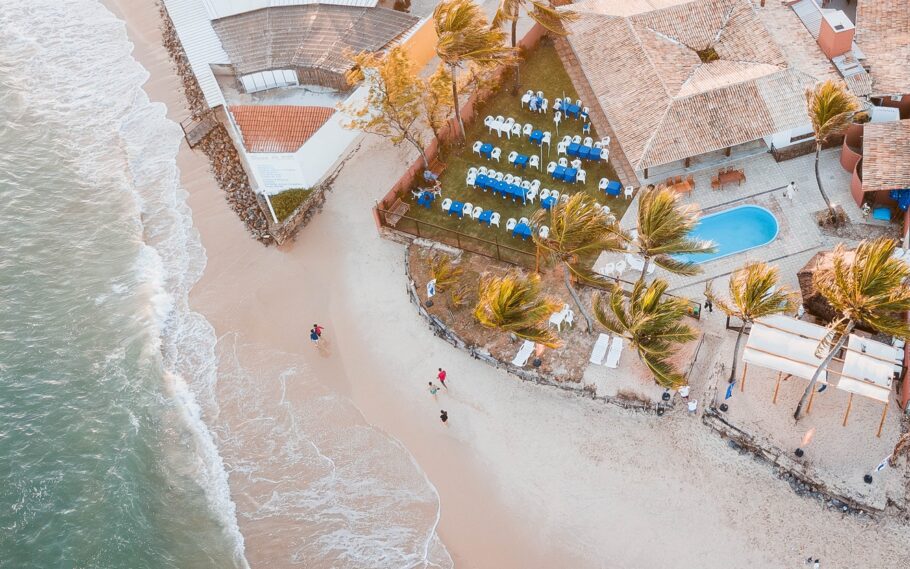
437, 368, 447, 389
313, 324, 324, 337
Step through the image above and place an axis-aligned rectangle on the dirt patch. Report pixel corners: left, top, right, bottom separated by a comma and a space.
409, 244, 597, 383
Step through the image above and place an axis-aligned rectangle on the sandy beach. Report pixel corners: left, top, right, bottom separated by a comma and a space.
107, 1, 910, 567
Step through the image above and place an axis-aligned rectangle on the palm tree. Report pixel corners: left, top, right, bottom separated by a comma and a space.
492, 0, 577, 90
626, 185, 715, 284
427, 253, 463, 294
805, 80, 860, 213
532, 193, 624, 333
434, 0, 517, 140
706, 262, 797, 383
592, 279, 697, 388
794, 238, 910, 420
474, 271, 562, 348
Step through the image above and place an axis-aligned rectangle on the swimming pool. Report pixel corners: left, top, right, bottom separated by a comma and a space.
674, 205, 779, 264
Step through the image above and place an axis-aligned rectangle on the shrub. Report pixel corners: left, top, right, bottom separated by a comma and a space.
270, 188, 313, 222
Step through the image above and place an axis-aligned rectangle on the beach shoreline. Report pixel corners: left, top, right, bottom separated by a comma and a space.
105, 1, 910, 568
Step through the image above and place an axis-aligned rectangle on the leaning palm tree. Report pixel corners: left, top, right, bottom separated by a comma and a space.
706, 262, 798, 383
492, 0, 577, 90
474, 271, 562, 348
794, 238, 910, 420
806, 80, 860, 213
626, 185, 715, 284
434, 0, 517, 140
532, 193, 625, 333
592, 278, 697, 388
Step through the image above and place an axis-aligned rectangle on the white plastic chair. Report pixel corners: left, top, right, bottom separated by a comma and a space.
571, 158, 582, 169
507, 151, 518, 164
560, 192, 570, 202
472, 141, 483, 156
513, 176, 522, 185
576, 170, 586, 184
539, 225, 550, 239
601, 149, 610, 162
598, 178, 608, 191
490, 212, 501, 227
502, 118, 515, 139
472, 206, 483, 219
561, 135, 571, 145
529, 179, 541, 192
558, 157, 568, 167
575, 98, 582, 108
550, 190, 560, 201
601, 205, 611, 215
467, 167, 478, 177
547, 161, 557, 174
624, 186, 634, 199
564, 309, 575, 328
521, 92, 531, 108
494, 171, 505, 181
583, 136, 594, 147
466, 173, 476, 187
572, 135, 582, 144
441, 198, 452, 212
582, 106, 589, 118
553, 99, 562, 112
523, 123, 533, 137
614, 260, 627, 275
506, 218, 517, 231
540, 98, 548, 113
526, 187, 538, 203
462, 202, 473, 218
542, 132, 551, 148
540, 189, 551, 201
594, 141, 603, 149
557, 141, 568, 156
484, 116, 495, 133
537, 90, 544, 99
520, 181, 531, 192
511, 122, 522, 138
504, 173, 515, 184
529, 155, 540, 170
553, 111, 561, 129
491, 148, 501, 162
478, 166, 488, 175
518, 216, 529, 226
601, 136, 611, 147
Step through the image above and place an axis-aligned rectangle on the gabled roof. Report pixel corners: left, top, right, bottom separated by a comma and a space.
211, 4, 419, 79
861, 119, 910, 192
563, 0, 821, 171
855, 0, 910, 96
230, 105, 335, 152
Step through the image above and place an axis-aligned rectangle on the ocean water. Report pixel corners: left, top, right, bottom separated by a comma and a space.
0, 2, 450, 568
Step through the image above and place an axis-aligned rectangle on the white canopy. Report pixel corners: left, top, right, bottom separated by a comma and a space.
838, 335, 901, 404
742, 315, 830, 382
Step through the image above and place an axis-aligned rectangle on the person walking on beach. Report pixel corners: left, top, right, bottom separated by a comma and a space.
439, 410, 448, 425
704, 297, 713, 313
428, 382, 440, 399
309, 327, 320, 346
313, 324, 324, 338
437, 368, 447, 389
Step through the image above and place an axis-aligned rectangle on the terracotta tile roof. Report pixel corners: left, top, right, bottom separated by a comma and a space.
855, 0, 910, 96
212, 5, 419, 79
861, 119, 910, 192
562, 0, 829, 171
229, 105, 335, 153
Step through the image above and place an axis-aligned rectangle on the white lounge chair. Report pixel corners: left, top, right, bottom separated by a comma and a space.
590, 333, 611, 365
604, 337, 624, 368
512, 340, 535, 367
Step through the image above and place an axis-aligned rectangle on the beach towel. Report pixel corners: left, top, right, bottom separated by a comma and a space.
511, 340, 535, 367
590, 333, 610, 365
604, 337, 624, 368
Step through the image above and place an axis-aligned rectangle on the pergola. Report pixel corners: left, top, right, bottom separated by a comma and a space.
741, 315, 900, 437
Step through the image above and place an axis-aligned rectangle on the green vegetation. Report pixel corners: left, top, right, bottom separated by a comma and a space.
805, 80, 860, 214
474, 271, 561, 348
399, 40, 624, 255
270, 188, 313, 222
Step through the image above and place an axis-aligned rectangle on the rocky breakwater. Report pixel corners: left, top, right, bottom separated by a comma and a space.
158, 3, 273, 245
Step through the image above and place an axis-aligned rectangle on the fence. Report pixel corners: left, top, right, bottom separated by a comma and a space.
377, 208, 536, 267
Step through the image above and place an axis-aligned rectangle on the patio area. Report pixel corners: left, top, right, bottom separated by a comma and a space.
400, 40, 628, 253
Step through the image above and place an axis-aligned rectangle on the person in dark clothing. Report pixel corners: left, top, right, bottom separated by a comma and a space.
439, 410, 448, 424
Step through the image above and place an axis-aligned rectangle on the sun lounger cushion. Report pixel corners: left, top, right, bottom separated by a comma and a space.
604, 337, 624, 368
590, 333, 610, 365
512, 340, 535, 367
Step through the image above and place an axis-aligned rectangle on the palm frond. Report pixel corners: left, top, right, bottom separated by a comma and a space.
435, 0, 517, 68
806, 79, 860, 144
474, 271, 562, 348
634, 186, 714, 277
427, 253, 463, 294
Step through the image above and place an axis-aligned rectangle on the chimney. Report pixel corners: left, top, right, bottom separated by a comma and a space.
817, 10, 855, 59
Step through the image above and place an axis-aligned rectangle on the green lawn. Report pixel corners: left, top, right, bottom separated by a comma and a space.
400, 39, 628, 254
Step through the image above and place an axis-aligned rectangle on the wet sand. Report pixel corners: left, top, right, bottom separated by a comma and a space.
108, 1, 910, 568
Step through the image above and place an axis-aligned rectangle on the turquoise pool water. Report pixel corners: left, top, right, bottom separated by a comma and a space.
675, 205, 779, 264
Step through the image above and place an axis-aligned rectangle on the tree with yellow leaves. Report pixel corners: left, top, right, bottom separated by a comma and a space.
343, 46, 430, 167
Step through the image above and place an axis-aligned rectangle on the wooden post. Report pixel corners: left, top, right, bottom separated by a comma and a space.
842, 393, 853, 426
643, 167, 649, 178
877, 403, 888, 438
740, 363, 748, 392
807, 386, 817, 415
724, 147, 731, 157
772, 371, 782, 404
684, 157, 691, 168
